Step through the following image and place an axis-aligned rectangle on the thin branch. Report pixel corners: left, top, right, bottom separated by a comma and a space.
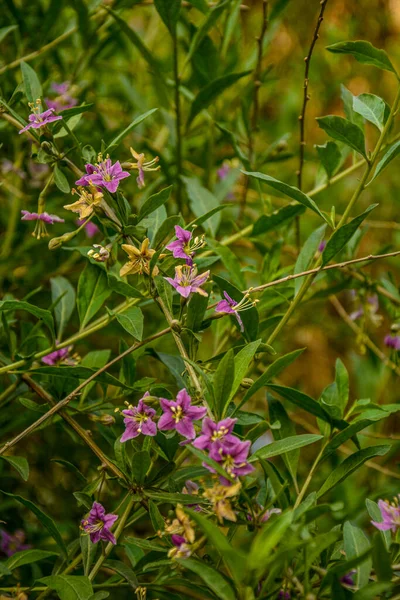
173, 31, 183, 213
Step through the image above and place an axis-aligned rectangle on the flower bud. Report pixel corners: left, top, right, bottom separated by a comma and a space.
88, 413, 115, 426
240, 378, 254, 389
88, 244, 110, 263
48, 230, 78, 250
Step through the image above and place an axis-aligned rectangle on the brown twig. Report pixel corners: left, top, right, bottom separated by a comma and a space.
296, 0, 329, 247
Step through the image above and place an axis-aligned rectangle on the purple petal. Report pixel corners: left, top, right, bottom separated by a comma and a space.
158, 413, 176, 431
176, 418, 196, 439
186, 405, 207, 420
176, 389, 191, 410
141, 419, 157, 436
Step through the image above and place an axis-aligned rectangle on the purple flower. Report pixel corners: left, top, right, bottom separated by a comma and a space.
278, 592, 291, 600
46, 81, 78, 112
81, 501, 118, 545
208, 438, 254, 484
193, 417, 237, 452
168, 534, 192, 559
371, 497, 400, 532
76, 158, 130, 193
120, 392, 157, 442
166, 226, 205, 265
21, 210, 64, 224
158, 389, 207, 440
340, 570, 356, 586
76, 219, 99, 238
19, 100, 62, 134
165, 265, 210, 298
127, 147, 160, 189
0, 529, 31, 557
42, 345, 73, 366
215, 291, 258, 333
349, 294, 382, 327
384, 335, 400, 350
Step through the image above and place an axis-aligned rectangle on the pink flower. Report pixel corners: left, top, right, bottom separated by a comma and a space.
42, 345, 73, 366
207, 438, 254, 484
193, 417, 237, 452
120, 392, 157, 442
158, 389, 207, 440
215, 291, 258, 333
166, 226, 205, 266
19, 100, 62, 134
81, 502, 118, 545
371, 497, 400, 532
0, 529, 30, 557
76, 158, 130, 193
164, 265, 210, 298
21, 210, 64, 224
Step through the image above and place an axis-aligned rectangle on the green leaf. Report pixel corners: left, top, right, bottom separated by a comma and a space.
107, 272, 144, 299
50, 276, 75, 339
326, 40, 397, 75
248, 511, 293, 577
40, 575, 93, 600
20, 61, 42, 103
321, 419, 372, 461
178, 558, 236, 600
115, 306, 144, 341
53, 165, 70, 193
105, 108, 158, 153
294, 225, 326, 296
188, 203, 232, 229
138, 186, 172, 222
353, 582, 393, 600
228, 340, 262, 406
267, 384, 333, 424
317, 445, 391, 498
316, 115, 366, 157
213, 349, 234, 419
343, 521, 372, 588
369, 140, 400, 183
372, 531, 392, 582
187, 70, 252, 125
154, 0, 181, 35
186, 0, 209, 12
104, 559, 138, 588
252, 203, 305, 236
152, 215, 182, 250
0, 300, 55, 340
6, 549, 57, 570
77, 263, 112, 329
353, 93, 387, 132
186, 0, 229, 64
1, 491, 68, 559
131, 450, 150, 485
183, 176, 221, 237
316, 141, 342, 179
33, 365, 129, 389
268, 398, 300, 483
243, 171, 327, 221
322, 204, 377, 265
88, 593, 110, 600
0, 25, 18, 43
209, 242, 245, 289
213, 275, 259, 341
249, 434, 323, 462
0, 455, 29, 481
80, 534, 95, 577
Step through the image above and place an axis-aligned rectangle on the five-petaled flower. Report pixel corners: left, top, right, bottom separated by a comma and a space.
193, 417, 237, 452
64, 186, 104, 220
166, 225, 205, 266
19, 99, 62, 134
165, 265, 210, 298
120, 239, 160, 277
126, 147, 160, 189
120, 392, 157, 442
81, 501, 118, 545
371, 497, 400, 532
215, 291, 258, 333
21, 210, 65, 239
76, 156, 130, 193
159, 389, 207, 440
208, 438, 254, 484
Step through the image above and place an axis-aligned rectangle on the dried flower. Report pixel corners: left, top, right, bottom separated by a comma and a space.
215, 291, 258, 333
371, 497, 400, 532
88, 244, 110, 263
158, 389, 207, 440
203, 480, 241, 523
166, 226, 206, 266
81, 501, 118, 544
120, 239, 159, 277
193, 417, 237, 452
120, 392, 157, 442
0, 529, 30, 557
165, 265, 210, 298
165, 505, 195, 544
64, 186, 104, 220
21, 210, 65, 239
126, 147, 160, 188
168, 534, 193, 559
76, 156, 130, 193
19, 100, 62, 134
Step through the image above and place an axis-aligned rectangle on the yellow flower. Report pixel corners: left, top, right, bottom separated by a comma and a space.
203, 481, 241, 523
164, 504, 196, 543
120, 238, 161, 277
63, 185, 103, 220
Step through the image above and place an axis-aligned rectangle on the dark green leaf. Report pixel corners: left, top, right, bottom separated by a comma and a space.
0, 455, 29, 481
369, 140, 400, 183
326, 40, 397, 75
115, 306, 144, 341
138, 186, 172, 222
153, 0, 181, 35
294, 225, 326, 296
105, 108, 158, 153
20, 61, 42, 103
213, 349, 234, 419
343, 521, 371, 588
131, 450, 150, 485
353, 93, 387, 132
6, 549, 57, 570
186, 1, 229, 63
77, 263, 112, 329
252, 203, 305, 236
248, 511, 293, 577
269, 398, 299, 482
50, 275, 75, 339
177, 558, 236, 600
40, 575, 93, 600
267, 384, 333, 424
104, 559, 138, 588
183, 176, 221, 237
213, 274, 259, 341
0, 25, 18, 43
32, 365, 129, 389
0, 300, 55, 340
54, 165, 70, 193
317, 115, 366, 157
316, 141, 342, 179
249, 434, 323, 462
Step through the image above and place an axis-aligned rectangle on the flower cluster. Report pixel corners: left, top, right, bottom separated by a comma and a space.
125, 147, 160, 189
165, 226, 210, 298
120, 239, 161, 277
166, 225, 205, 266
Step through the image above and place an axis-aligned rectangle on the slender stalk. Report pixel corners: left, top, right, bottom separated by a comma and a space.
296, 0, 329, 248
294, 440, 329, 508
173, 30, 183, 214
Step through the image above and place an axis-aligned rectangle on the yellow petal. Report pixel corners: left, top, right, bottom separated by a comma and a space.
121, 244, 141, 259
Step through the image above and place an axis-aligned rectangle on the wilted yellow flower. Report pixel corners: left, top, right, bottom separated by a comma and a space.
120, 238, 161, 277
64, 185, 103, 219
164, 504, 196, 543
203, 481, 241, 523
127, 147, 160, 189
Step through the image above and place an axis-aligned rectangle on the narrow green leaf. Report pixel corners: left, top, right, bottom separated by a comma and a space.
188, 70, 251, 125
210, 242, 245, 289
21, 61, 42, 103
321, 419, 372, 461
267, 384, 333, 424
0, 455, 29, 481
322, 203, 377, 265
138, 186, 171, 222
115, 306, 144, 341
316, 141, 342, 179
1, 491, 68, 559
6, 549, 58, 570
252, 203, 305, 236
213, 274, 259, 341
269, 398, 300, 482
183, 176, 221, 237
249, 434, 323, 462
0, 300, 55, 340
317, 445, 391, 498
369, 140, 400, 183
105, 108, 158, 153
0, 25, 18, 43
343, 521, 372, 588
228, 339, 262, 405
243, 171, 327, 221
248, 511, 293, 577
317, 115, 366, 157
213, 349, 234, 419
177, 558, 236, 600
77, 263, 112, 329
327, 40, 397, 75
294, 225, 326, 296
186, 0, 229, 63
154, 0, 181, 35
366, 499, 391, 549
104, 559, 138, 588
50, 275, 75, 339
53, 165, 70, 193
